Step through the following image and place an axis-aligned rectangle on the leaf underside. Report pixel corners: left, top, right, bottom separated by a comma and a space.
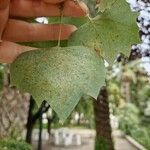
10, 46, 105, 121
98, 0, 117, 12
68, 0, 139, 64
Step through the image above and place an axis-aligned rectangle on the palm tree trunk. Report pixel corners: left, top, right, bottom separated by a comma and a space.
93, 86, 114, 150
0, 65, 30, 138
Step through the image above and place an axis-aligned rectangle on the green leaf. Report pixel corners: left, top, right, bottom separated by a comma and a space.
68, 0, 139, 64
97, 0, 117, 12
48, 17, 88, 27
10, 46, 105, 121
84, 0, 98, 17
19, 40, 67, 48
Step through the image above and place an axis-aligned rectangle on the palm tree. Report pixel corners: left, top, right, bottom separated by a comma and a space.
0, 65, 30, 138
93, 86, 114, 150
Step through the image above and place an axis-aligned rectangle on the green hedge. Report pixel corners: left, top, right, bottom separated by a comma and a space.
0, 139, 32, 150
130, 126, 150, 150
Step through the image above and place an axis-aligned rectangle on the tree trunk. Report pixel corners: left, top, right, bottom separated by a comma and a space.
93, 86, 114, 150
26, 97, 35, 144
0, 65, 30, 138
26, 99, 50, 144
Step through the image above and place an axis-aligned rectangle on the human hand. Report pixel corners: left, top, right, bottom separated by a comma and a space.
0, 0, 88, 63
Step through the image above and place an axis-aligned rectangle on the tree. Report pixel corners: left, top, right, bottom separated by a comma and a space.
94, 87, 114, 150
0, 65, 30, 138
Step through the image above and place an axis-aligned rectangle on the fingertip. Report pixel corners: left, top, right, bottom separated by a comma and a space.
64, 24, 77, 39
70, 24, 77, 32
49, 24, 77, 40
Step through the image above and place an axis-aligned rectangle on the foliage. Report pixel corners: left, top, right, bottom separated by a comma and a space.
68, 0, 139, 64
138, 85, 150, 103
97, 0, 116, 12
49, 17, 88, 27
74, 96, 95, 128
0, 139, 32, 150
136, 85, 150, 119
10, 46, 105, 121
10, 0, 139, 121
108, 60, 150, 149
43, 97, 95, 129
108, 60, 150, 118
130, 126, 150, 150
117, 103, 139, 135
20, 40, 67, 49
84, 0, 98, 17
108, 82, 123, 111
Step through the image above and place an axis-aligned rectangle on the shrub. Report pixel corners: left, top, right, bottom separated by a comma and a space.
0, 139, 32, 150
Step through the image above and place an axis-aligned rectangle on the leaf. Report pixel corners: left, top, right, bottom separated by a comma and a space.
97, 0, 117, 12
10, 46, 106, 121
68, 0, 139, 64
48, 17, 88, 27
19, 40, 67, 48
84, 0, 98, 17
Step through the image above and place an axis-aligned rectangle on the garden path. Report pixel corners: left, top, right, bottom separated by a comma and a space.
33, 129, 139, 150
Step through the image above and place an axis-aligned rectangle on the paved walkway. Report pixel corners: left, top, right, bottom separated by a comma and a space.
33, 129, 140, 150
113, 131, 139, 150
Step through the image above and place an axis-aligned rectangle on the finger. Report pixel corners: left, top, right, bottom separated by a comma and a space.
2, 19, 77, 42
0, 0, 9, 38
0, 0, 9, 9
43, 0, 65, 4
64, 0, 88, 17
0, 41, 36, 63
10, 0, 88, 17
